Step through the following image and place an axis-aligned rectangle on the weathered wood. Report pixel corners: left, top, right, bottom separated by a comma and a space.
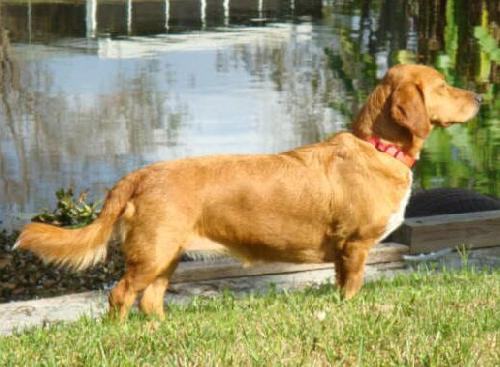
366, 242, 408, 264
171, 242, 408, 284
392, 210, 500, 254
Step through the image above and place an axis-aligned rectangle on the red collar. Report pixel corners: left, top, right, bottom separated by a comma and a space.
366, 136, 416, 168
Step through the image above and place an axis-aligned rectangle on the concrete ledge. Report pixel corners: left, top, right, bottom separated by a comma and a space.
0, 262, 406, 336
2, 245, 498, 336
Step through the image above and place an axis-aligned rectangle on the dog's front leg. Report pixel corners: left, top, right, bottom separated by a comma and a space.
335, 240, 375, 299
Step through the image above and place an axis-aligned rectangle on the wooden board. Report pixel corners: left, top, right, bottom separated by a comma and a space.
392, 210, 500, 254
171, 242, 408, 284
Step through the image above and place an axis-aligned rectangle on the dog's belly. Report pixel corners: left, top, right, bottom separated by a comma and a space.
185, 234, 331, 264
193, 177, 336, 262
194, 206, 335, 264
197, 227, 333, 264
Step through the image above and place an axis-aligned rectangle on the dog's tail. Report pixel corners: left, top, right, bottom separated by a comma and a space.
14, 172, 140, 271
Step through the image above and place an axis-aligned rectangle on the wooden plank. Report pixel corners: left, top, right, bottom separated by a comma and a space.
171, 242, 409, 284
169, 262, 408, 299
366, 242, 408, 264
392, 210, 500, 254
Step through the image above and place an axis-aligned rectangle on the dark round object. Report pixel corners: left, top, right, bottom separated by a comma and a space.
405, 188, 500, 218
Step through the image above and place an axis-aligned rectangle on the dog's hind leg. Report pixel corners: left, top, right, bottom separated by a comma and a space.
108, 253, 182, 321
108, 221, 185, 321
108, 275, 146, 321
139, 257, 180, 319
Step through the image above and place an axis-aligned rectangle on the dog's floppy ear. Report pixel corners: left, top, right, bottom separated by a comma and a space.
390, 83, 431, 139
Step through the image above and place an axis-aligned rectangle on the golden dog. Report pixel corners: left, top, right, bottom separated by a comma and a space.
16, 64, 480, 320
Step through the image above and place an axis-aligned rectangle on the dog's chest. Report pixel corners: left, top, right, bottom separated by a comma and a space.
379, 171, 413, 241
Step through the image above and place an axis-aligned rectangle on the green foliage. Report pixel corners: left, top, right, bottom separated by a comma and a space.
323, 0, 499, 197
1, 190, 122, 304
31, 188, 101, 228
474, 26, 500, 62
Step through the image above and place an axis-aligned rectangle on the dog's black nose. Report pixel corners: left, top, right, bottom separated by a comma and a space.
475, 94, 483, 104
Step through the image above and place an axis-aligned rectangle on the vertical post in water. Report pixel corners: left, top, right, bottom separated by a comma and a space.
27, 0, 32, 43
223, 0, 230, 27
86, 0, 97, 38
127, 0, 132, 35
201, 0, 207, 29
165, 0, 170, 32
258, 0, 263, 19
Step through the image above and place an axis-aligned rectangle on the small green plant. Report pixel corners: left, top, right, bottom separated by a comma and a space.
31, 188, 101, 228
456, 244, 471, 268
1, 190, 123, 303
474, 26, 500, 62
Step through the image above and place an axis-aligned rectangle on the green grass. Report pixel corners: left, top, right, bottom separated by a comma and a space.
1, 268, 499, 366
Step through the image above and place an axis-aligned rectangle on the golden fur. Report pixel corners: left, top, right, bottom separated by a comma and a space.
16, 65, 480, 320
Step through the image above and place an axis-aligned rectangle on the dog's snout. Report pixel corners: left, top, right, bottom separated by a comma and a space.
474, 93, 483, 104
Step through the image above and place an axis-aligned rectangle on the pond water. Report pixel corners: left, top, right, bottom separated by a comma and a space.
0, 0, 498, 229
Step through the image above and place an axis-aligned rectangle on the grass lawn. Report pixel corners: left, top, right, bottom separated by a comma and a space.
1, 268, 498, 366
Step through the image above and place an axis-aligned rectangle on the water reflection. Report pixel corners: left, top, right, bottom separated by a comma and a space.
0, 0, 498, 229
321, 0, 499, 196
2, 0, 323, 42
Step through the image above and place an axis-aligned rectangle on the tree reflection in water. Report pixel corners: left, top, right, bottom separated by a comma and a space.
0, 0, 498, 228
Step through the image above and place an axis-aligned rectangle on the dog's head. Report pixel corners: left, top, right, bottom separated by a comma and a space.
353, 64, 481, 155
384, 64, 480, 137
